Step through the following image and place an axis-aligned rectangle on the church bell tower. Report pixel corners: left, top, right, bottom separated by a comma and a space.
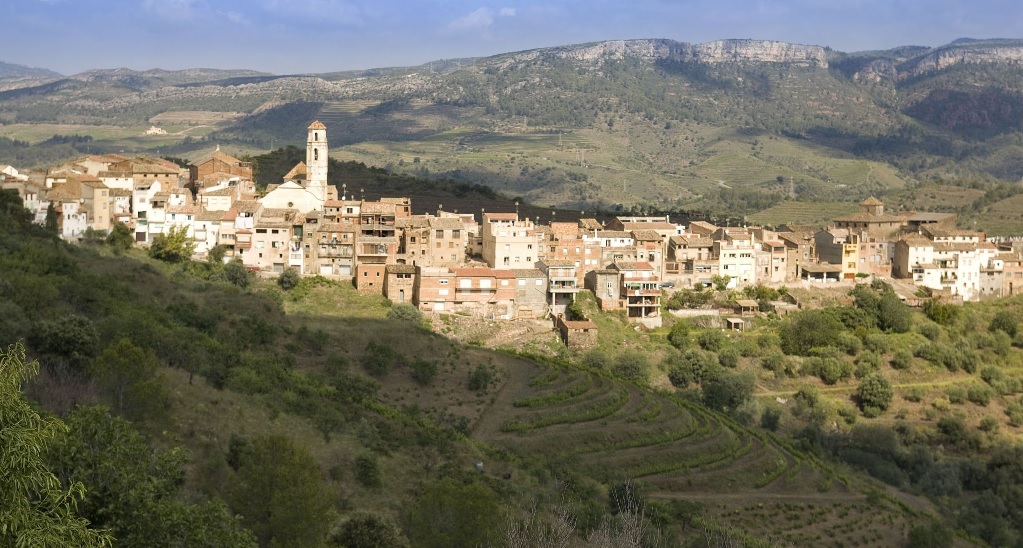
306, 121, 328, 206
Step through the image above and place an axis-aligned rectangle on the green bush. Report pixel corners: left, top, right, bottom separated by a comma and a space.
354, 454, 383, 488
990, 310, 1020, 337
387, 303, 424, 325
667, 320, 691, 350
410, 359, 438, 385
857, 373, 893, 416
277, 268, 300, 290
717, 347, 740, 368
467, 365, 493, 391
698, 329, 725, 352
890, 348, 913, 370
967, 383, 994, 407
944, 385, 966, 404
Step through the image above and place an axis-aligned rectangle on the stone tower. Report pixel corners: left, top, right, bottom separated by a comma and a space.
306, 120, 328, 206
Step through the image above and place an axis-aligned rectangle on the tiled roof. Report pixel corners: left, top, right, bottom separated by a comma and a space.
860, 196, 884, 206
360, 202, 395, 214
386, 264, 417, 274
429, 217, 464, 230
195, 210, 227, 222
484, 212, 518, 221
234, 200, 261, 213
542, 259, 576, 267
189, 148, 244, 167
308, 120, 326, 130
283, 162, 307, 180
578, 218, 603, 230
631, 229, 662, 241
512, 268, 544, 277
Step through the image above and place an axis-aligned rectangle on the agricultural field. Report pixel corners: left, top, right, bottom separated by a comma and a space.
976, 194, 1023, 236
748, 201, 859, 227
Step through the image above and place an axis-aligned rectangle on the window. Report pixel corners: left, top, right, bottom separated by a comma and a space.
436, 230, 444, 238
410, 236, 416, 243
439, 279, 449, 284
314, 149, 319, 161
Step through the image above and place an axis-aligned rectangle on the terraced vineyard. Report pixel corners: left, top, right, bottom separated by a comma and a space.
748, 201, 859, 227
472, 359, 938, 544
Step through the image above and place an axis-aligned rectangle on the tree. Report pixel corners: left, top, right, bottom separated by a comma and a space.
701, 369, 756, 413
0, 342, 112, 548
668, 320, 691, 350
44, 202, 59, 236
30, 314, 100, 369
857, 373, 893, 417
105, 222, 134, 253
224, 259, 251, 288
387, 303, 423, 324
403, 478, 501, 548
779, 309, 845, 355
89, 338, 165, 419
331, 512, 410, 548
49, 405, 255, 548
148, 226, 195, 263
990, 310, 1019, 338
227, 435, 335, 548
277, 267, 300, 290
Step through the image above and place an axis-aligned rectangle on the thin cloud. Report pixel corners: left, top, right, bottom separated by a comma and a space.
499, 7, 516, 17
142, 0, 202, 21
447, 7, 494, 31
262, 0, 364, 25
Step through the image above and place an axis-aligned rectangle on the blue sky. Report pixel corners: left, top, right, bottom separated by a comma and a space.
6, 0, 1023, 75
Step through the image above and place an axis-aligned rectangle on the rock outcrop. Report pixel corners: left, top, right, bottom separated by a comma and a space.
905, 44, 1023, 76
546, 38, 828, 68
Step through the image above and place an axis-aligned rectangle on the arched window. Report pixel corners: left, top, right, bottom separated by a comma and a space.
314, 132, 319, 141
314, 149, 319, 161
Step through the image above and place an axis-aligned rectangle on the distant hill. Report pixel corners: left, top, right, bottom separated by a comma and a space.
4, 38, 1023, 214
0, 60, 62, 79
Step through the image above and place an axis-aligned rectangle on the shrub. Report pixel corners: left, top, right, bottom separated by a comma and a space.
780, 309, 845, 355
387, 303, 424, 325
857, 373, 893, 416
863, 333, 892, 354
903, 386, 926, 402
855, 351, 882, 378
467, 365, 492, 391
760, 351, 786, 376
666, 349, 717, 388
918, 322, 942, 341
945, 385, 966, 404
224, 259, 251, 288
667, 320, 691, 350
1006, 400, 1023, 427
967, 383, 994, 407
890, 348, 913, 370
697, 329, 725, 352
354, 454, 382, 488
760, 406, 782, 431
582, 348, 611, 370
410, 359, 438, 385
613, 351, 649, 383
717, 347, 740, 368
979, 416, 1000, 433
990, 310, 1019, 337
277, 268, 300, 290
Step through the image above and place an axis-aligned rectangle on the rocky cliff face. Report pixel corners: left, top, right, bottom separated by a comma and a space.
905, 44, 1023, 76
530, 38, 828, 68
679, 39, 828, 68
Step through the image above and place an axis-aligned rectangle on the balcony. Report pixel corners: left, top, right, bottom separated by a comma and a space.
235, 239, 252, 250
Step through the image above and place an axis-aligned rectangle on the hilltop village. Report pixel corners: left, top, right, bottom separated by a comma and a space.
3, 122, 1022, 326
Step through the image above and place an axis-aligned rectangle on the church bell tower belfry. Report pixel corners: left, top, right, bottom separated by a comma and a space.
306, 120, 328, 206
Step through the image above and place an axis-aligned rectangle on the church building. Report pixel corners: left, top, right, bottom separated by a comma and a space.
260, 121, 336, 212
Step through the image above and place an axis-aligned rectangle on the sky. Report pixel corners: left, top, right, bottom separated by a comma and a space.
5, 0, 1023, 75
